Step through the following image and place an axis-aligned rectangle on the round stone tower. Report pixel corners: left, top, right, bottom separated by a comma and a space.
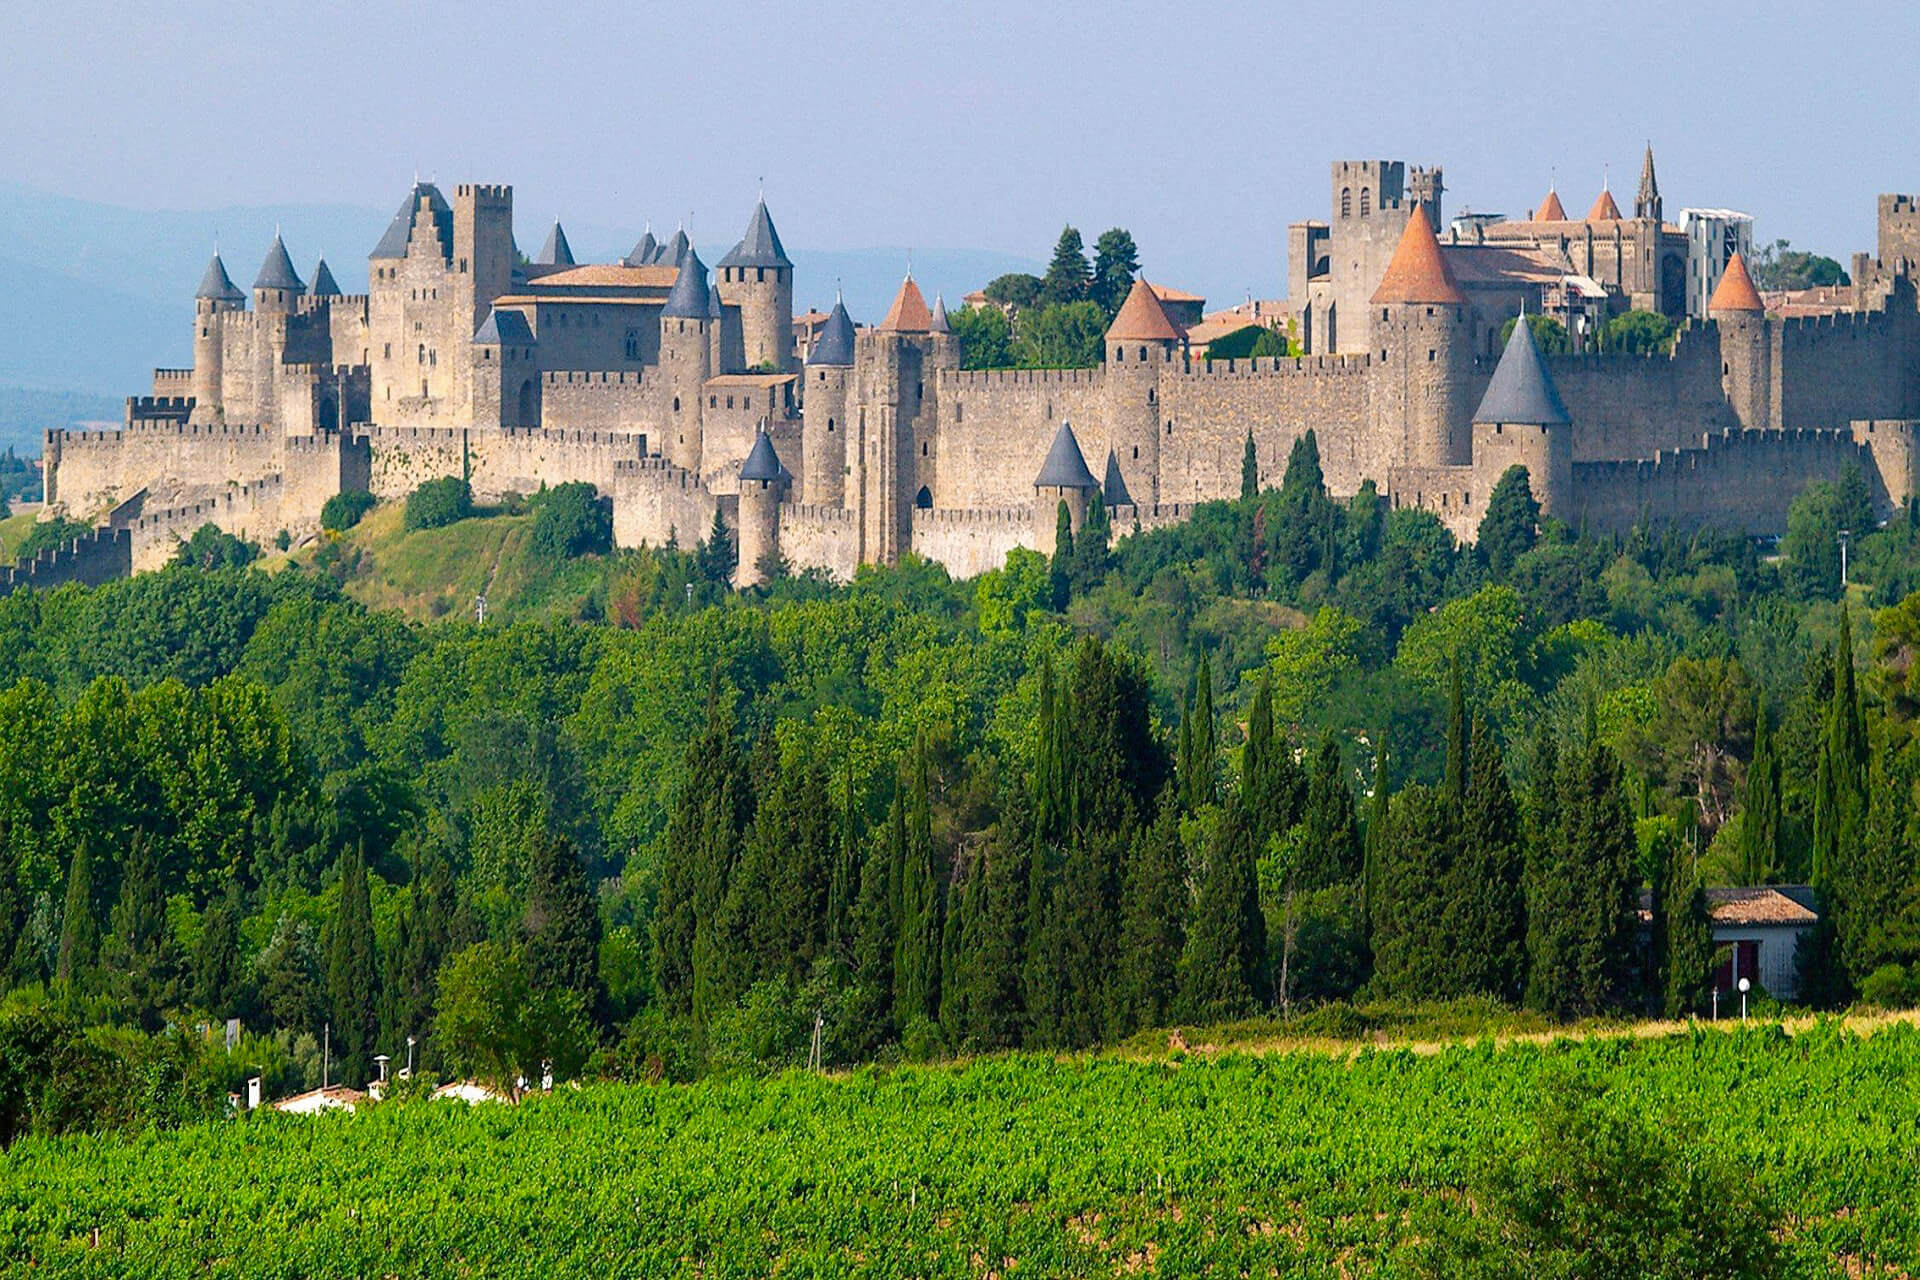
717, 199, 794, 372
659, 247, 713, 475
191, 251, 245, 422
1033, 420, 1100, 554
1709, 251, 1772, 431
1471, 313, 1573, 519
736, 429, 785, 587
1101, 277, 1185, 509
803, 296, 856, 505
1369, 204, 1473, 468
252, 234, 305, 315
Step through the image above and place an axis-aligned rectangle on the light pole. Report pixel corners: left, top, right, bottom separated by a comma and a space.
1738, 976, 1751, 1022
406, 1035, 416, 1077
1839, 529, 1851, 588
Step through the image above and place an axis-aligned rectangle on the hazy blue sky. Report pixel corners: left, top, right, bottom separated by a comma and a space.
5, 0, 1914, 307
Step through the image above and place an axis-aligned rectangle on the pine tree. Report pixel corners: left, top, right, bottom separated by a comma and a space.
1448, 723, 1527, 1001
1660, 833, 1715, 1017
326, 847, 379, 1085
894, 744, 942, 1028
1738, 706, 1782, 885
1295, 735, 1362, 891
1837, 734, 1918, 985
849, 810, 898, 1051
1040, 225, 1091, 305
1090, 228, 1139, 317
1176, 806, 1267, 1020
1049, 501, 1074, 610
104, 833, 175, 1031
695, 507, 737, 588
1525, 741, 1639, 1018
193, 879, 245, 1018
653, 689, 746, 1019
525, 831, 603, 1017
1477, 465, 1540, 578
954, 786, 1031, 1049
1071, 493, 1111, 590
1443, 660, 1468, 808
1185, 654, 1218, 812
1241, 431, 1259, 501
1370, 785, 1457, 998
54, 843, 97, 991
1113, 794, 1188, 1034
825, 767, 862, 965
1241, 673, 1304, 852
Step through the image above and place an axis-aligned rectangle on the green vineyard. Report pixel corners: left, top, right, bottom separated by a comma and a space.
4, 1023, 1917, 1278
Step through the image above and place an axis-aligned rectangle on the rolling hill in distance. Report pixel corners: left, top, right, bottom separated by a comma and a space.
0, 179, 1042, 454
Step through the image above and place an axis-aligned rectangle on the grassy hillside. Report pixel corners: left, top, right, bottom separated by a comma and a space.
288, 501, 618, 623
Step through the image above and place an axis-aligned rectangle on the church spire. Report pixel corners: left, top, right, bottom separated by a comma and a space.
1635, 142, 1661, 222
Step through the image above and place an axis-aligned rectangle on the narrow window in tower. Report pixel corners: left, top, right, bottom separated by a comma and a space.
1360, 189, 1371, 216
1425, 307, 1433, 317
1381, 350, 1388, 361
1115, 347, 1123, 363
1428, 350, 1435, 362
757, 268, 765, 283
1139, 346, 1147, 361
827, 418, 835, 433
673, 397, 680, 412
922, 442, 929, 456
1132, 446, 1139, 459
1341, 188, 1352, 218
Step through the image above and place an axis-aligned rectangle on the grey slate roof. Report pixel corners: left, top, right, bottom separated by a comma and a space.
253, 236, 305, 292
1103, 450, 1134, 507
310, 258, 341, 297
624, 230, 658, 267
1473, 315, 1571, 425
740, 430, 783, 482
535, 220, 575, 267
1035, 421, 1098, 490
929, 294, 950, 334
708, 283, 724, 320
474, 307, 535, 345
717, 199, 791, 269
658, 228, 691, 268
370, 182, 452, 261
808, 298, 856, 366
196, 252, 246, 303
661, 248, 710, 319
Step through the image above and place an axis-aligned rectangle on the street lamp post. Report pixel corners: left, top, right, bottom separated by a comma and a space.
1839, 529, 1851, 588
1738, 976, 1751, 1022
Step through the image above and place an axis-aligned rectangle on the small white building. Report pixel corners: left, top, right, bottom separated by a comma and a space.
270, 1084, 366, 1115
1706, 885, 1818, 1001
432, 1080, 510, 1105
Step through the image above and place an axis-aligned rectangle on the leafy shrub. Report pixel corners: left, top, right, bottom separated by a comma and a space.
12, 516, 93, 563
1859, 963, 1918, 1008
173, 523, 258, 570
321, 489, 377, 532
529, 482, 612, 561
403, 477, 472, 532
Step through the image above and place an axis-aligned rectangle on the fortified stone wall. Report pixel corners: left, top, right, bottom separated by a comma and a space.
1775, 307, 1920, 429
45, 421, 282, 518
610, 457, 719, 550
1571, 427, 1877, 535
472, 427, 649, 499
909, 506, 1034, 579
538, 370, 656, 432
1544, 325, 1737, 460
0, 527, 132, 598
936, 370, 1106, 508
360, 425, 471, 499
1161, 356, 1375, 501
776, 504, 860, 580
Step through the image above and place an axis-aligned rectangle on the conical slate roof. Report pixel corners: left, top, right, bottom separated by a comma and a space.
535, 221, 575, 267
196, 252, 245, 303
661, 248, 710, 319
254, 235, 304, 291
1587, 186, 1623, 222
717, 199, 791, 269
1473, 314, 1570, 426
473, 307, 535, 345
624, 229, 658, 267
707, 283, 724, 321
740, 429, 783, 481
658, 228, 691, 268
371, 182, 452, 260
1370, 206, 1465, 305
929, 293, 950, 334
1106, 277, 1182, 341
1535, 188, 1567, 221
1103, 449, 1134, 507
879, 276, 932, 333
1708, 251, 1765, 313
1034, 421, 1098, 490
310, 258, 341, 297
808, 298, 856, 366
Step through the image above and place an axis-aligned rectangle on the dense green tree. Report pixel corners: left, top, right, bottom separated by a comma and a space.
950, 793, 1030, 1049
1443, 660, 1468, 808
695, 508, 738, 589
1600, 308, 1675, 354
1738, 706, 1782, 884
1014, 301, 1108, 369
1495, 313, 1573, 354
325, 848, 379, 1085
1449, 723, 1527, 1001
653, 692, 746, 1019
1240, 673, 1305, 851
982, 272, 1041, 311
1478, 465, 1540, 578
403, 476, 472, 531
1113, 795, 1187, 1034
524, 831, 603, 1018
436, 941, 593, 1094
1655, 825, 1716, 1016
54, 844, 96, 991
894, 744, 942, 1029
1370, 785, 1456, 998
1177, 806, 1266, 1020
1071, 494, 1111, 591
1751, 237, 1850, 290
172, 524, 259, 570
256, 915, 323, 1035
101, 833, 175, 1030
192, 880, 245, 1019
1294, 736, 1362, 892
950, 304, 1014, 370
1181, 653, 1218, 812
1048, 501, 1074, 610
1525, 740, 1639, 1018
1241, 432, 1258, 501
1040, 225, 1091, 306
1090, 228, 1140, 317
529, 482, 613, 560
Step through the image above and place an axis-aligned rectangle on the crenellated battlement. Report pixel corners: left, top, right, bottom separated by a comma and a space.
457, 183, 511, 201
1181, 353, 1371, 378
912, 505, 1033, 528
780, 502, 856, 524
0, 526, 131, 598
544, 370, 647, 386
943, 368, 1105, 388
56, 420, 276, 447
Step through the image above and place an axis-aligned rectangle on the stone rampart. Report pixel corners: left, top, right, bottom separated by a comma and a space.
936, 369, 1108, 509
909, 505, 1033, 579
1572, 427, 1876, 536
477, 427, 649, 499
777, 503, 860, 580
610, 456, 719, 550
0, 526, 131, 598
1544, 324, 1737, 461
45, 421, 281, 519
1162, 357, 1375, 502
1777, 308, 1920, 429
358, 425, 471, 499
539, 370, 657, 433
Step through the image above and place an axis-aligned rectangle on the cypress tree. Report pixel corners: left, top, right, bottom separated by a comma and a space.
955, 786, 1031, 1049
1837, 735, 1918, 985
1525, 741, 1639, 1018
1040, 225, 1091, 305
1738, 706, 1782, 885
1241, 431, 1258, 501
1176, 805, 1267, 1020
653, 688, 746, 1021
1072, 492, 1111, 590
105, 832, 175, 1031
824, 766, 862, 966
0, 829, 24, 987
1477, 464, 1540, 577
326, 847, 379, 1085
54, 843, 97, 991
525, 831, 603, 1017
1361, 739, 1391, 940
895, 744, 942, 1028
1241, 672, 1304, 852
1370, 786, 1457, 998
849, 806, 899, 1049
696, 507, 737, 588
1448, 723, 1527, 1001
1049, 501, 1075, 610
1661, 833, 1715, 1017
1113, 793, 1188, 1034
1185, 654, 1218, 812
1295, 735, 1362, 891
193, 878, 245, 1019
1443, 660, 1468, 809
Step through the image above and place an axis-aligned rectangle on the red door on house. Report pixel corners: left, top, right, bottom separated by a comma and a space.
1712, 940, 1761, 994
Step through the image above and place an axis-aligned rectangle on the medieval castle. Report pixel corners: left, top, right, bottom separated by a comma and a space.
30, 149, 1920, 588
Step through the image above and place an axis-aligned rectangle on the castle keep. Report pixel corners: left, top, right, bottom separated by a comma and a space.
39, 153, 1920, 583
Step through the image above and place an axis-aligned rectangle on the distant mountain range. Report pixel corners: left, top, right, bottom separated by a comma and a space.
0, 181, 1041, 455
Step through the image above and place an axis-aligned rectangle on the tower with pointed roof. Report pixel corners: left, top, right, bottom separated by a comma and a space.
802, 296, 856, 505
1369, 204, 1473, 469
717, 199, 794, 372
659, 247, 713, 473
1709, 251, 1773, 430
851, 274, 946, 563
191, 251, 246, 422
1101, 276, 1185, 507
1471, 313, 1574, 517
736, 429, 786, 586
1032, 420, 1100, 554
1635, 144, 1662, 224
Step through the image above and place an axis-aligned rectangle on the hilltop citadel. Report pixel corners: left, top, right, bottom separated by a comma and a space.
28, 148, 1920, 588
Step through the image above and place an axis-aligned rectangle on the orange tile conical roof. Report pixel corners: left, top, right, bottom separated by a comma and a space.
1106, 277, 1184, 342
1586, 187, 1623, 222
1707, 251, 1765, 313
1370, 206, 1466, 306
1535, 188, 1567, 221
878, 276, 932, 333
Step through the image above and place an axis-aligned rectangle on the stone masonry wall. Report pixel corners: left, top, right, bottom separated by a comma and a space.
1161, 356, 1375, 501
1571, 428, 1877, 536
610, 457, 719, 550
1776, 308, 1920, 429
776, 504, 860, 580
45, 422, 282, 518
935, 370, 1106, 508
1544, 325, 1738, 461
539, 370, 658, 433
909, 506, 1034, 579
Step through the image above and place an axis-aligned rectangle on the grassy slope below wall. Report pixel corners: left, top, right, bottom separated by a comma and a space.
3, 1021, 1917, 1277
